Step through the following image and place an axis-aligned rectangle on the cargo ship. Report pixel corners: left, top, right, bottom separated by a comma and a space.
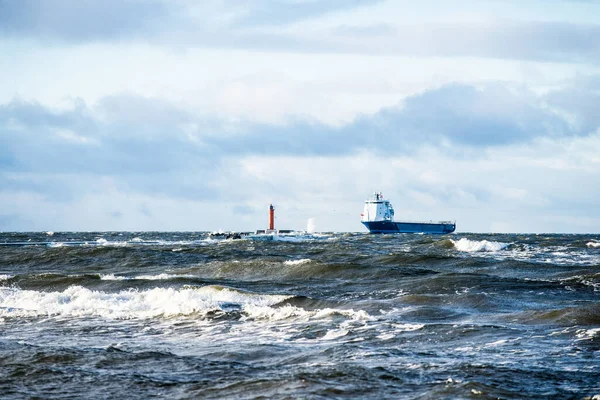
361, 192, 455, 234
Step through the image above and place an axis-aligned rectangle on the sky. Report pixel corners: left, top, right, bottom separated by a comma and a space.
1, 0, 599, 233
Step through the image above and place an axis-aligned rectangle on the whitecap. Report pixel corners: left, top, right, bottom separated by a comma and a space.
321, 328, 349, 341
94, 238, 128, 247
451, 238, 509, 252
0, 285, 291, 319
99, 274, 128, 281
100, 273, 192, 281
576, 327, 600, 341
134, 273, 178, 280
284, 259, 311, 266
587, 241, 600, 248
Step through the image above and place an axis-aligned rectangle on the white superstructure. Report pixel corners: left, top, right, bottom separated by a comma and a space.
361, 192, 395, 223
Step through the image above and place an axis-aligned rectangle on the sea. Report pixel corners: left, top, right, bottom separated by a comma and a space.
1, 231, 599, 399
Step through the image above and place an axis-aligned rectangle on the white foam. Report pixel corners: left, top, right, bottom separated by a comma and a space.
377, 333, 395, 341
241, 303, 305, 321
100, 273, 191, 281
321, 328, 349, 340
485, 339, 508, 347
46, 231, 54, 236
284, 259, 311, 266
0, 274, 13, 281
94, 238, 128, 247
452, 238, 509, 252
99, 274, 128, 281
241, 303, 374, 325
0, 285, 290, 319
576, 328, 600, 341
587, 241, 600, 248
47, 242, 65, 248
135, 273, 181, 280
376, 323, 423, 340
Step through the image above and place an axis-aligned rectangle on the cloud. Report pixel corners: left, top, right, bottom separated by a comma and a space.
1, 80, 597, 178
231, 0, 382, 27
210, 83, 589, 157
0, 0, 379, 46
1, 1, 598, 65
0, 0, 171, 42
322, 19, 600, 63
2, 81, 599, 231
348, 84, 575, 149
1, 79, 597, 205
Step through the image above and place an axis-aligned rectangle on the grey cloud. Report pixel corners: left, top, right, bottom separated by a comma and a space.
0, 97, 212, 176
1, 1, 598, 64
543, 76, 600, 133
327, 20, 600, 64
349, 84, 574, 148
211, 84, 581, 157
232, 0, 382, 27
0, 0, 379, 45
1, 80, 597, 180
0, 0, 170, 42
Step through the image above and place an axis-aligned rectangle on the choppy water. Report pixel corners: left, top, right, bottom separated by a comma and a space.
1, 231, 599, 399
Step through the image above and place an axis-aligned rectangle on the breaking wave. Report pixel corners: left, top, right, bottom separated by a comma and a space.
451, 238, 509, 252
0, 285, 290, 319
99, 273, 191, 281
284, 259, 312, 266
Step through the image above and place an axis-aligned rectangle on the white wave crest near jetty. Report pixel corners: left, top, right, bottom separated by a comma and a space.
0, 285, 290, 319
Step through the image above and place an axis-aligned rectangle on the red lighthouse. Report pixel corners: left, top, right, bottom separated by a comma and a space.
269, 204, 275, 231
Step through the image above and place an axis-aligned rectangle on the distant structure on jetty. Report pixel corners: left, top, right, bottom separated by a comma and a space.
255, 204, 293, 234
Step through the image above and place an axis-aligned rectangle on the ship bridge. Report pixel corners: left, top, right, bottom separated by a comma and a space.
361, 192, 395, 223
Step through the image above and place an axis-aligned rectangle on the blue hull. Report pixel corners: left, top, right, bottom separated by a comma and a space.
362, 221, 455, 234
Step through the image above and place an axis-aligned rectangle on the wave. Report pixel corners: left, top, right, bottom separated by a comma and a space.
451, 238, 510, 252
560, 272, 600, 291
576, 327, 600, 341
0, 238, 216, 249
0, 284, 380, 336
247, 233, 335, 243
587, 241, 600, 248
376, 252, 455, 266
99, 273, 193, 281
181, 258, 438, 281
283, 259, 312, 266
0, 285, 291, 319
507, 303, 600, 326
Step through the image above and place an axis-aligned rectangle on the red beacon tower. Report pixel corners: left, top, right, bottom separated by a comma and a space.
255, 203, 293, 234
269, 204, 275, 231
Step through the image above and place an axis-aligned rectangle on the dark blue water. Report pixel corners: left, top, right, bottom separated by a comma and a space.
1, 232, 599, 398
